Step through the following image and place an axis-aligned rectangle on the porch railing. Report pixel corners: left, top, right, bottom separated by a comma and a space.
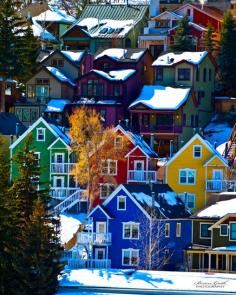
50, 187, 79, 199
67, 259, 111, 269
127, 170, 156, 182
50, 163, 77, 174
206, 180, 236, 192
77, 232, 112, 245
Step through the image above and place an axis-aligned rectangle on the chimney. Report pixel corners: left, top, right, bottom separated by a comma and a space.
16, 123, 20, 139
150, 0, 160, 18
150, 134, 154, 150
169, 140, 173, 158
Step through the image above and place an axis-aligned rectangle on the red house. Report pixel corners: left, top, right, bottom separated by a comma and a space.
0, 78, 19, 112
93, 123, 158, 206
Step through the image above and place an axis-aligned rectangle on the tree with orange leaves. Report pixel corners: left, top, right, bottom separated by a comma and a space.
69, 107, 129, 211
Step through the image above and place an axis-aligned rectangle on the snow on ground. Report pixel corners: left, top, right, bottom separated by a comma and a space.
197, 198, 236, 218
60, 213, 86, 244
58, 268, 236, 292
129, 85, 190, 110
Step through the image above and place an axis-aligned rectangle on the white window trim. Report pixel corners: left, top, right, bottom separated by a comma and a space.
176, 222, 181, 238
122, 222, 139, 240
117, 195, 126, 211
193, 145, 202, 159
229, 222, 236, 241
165, 223, 170, 238
179, 169, 196, 185
200, 222, 213, 240
101, 159, 117, 176
34, 152, 41, 166
36, 128, 46, 142
96, 221, 107, 233
122, 248, 139, 266
54, 153, 65, 163
178, 193, 196, 210
220, 224, 228, 237
95, 248, 106, 260
115, 135, 123, 148
53, 176, 64, 188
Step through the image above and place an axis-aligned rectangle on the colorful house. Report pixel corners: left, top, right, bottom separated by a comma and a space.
186, 196, 236, 273
165, 133, 230, 212
67, 184, 191, 270
0, 78, 19, 112
61, 4, 148, 53
9, 117, 87, 213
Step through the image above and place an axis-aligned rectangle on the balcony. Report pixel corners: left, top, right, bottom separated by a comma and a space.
77, 232, 112, 245
51, 163, 77, 174
67, 258, 111, 269
127, 170, 157, 183
139, 124, 182, 134
206, 180, 236, 192
50, 187, 79, 199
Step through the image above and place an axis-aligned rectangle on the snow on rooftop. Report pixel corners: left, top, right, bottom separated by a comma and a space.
92, 69, 136, 81
46, 67, 75, 86
45, 99, 70, 113
61, 51, 84, 63
58, 268, 236, 292
96, 48, 127, 60
60, 213, 86, 244
216, 141, 226, 155
152, 51, 208, 67
77, 17, 101, 31
197, 198, 236, 218
130, 51, 144, 60
163, 191, 178, 206
129, 85, 190, 110
213, 246, 236, 251
132, 192, 160, 208
31, 19, 57, 42
33, 8, 76, 23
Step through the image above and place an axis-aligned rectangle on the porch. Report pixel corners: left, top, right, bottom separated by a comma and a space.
50, 163, 77, 174
127, 170, 156, 183
50, 187, 79, 199
66, 258, 111, 269
206, 180, 236, 192
77, 232, 112, 246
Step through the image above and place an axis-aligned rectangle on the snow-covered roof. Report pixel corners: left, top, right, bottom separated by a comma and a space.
46, 66, 75, 86
216, 142, 227, 155
31, 19, 58, 42
95, 48, 145, 61
197, 198, 236, 218
60, 51, 84, 63
213, 246, 236, 252
92, 69, 136, 81
129, 85, 191, 110
33, 7, 76, 23
48, 122, 71, 145
152, 51, 208, 67
45, 99, 70, 113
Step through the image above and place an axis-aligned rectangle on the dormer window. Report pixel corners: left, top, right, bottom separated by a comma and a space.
117, 195, 126, 210
178, 68, 190, 81
193, 145, 202, 158
36, 128, 45, 141
51, 59, 64, 67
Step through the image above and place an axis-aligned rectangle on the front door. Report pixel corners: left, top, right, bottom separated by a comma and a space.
134, 160, 144, 181
212, 170, 223, 191
95, 248, 105, 260
54, 153, 65, 173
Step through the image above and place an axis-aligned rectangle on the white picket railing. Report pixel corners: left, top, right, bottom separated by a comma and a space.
127, 170, 156, 182
54, 190, 87, 214
67, 259, 111, 269
50, 163, 77, 174
206, 180, 236, 192
50, 187, 78, 199
77, 232, 112, 245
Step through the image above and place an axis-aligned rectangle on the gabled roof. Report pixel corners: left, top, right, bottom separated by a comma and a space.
33, 7, 76, 24
47, 137, 71, 150
150, 10, 182, 21
95, 48, 147, 62
165, 133, 228, 167
129, 85, 191, 110
152, 51, 208, 67
209, 214, 236, 230
46, 67, 76, 86
114, 124, 158, 158
204, 154, 228, 167
82, 69, 136, 82
9, 117, 70, 149
31, 19, 58, 43
88, 205, 113, 219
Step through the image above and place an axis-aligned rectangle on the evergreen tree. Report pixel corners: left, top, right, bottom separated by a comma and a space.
0, 0, 39, 111
170, 15, 195, 52
205, 23, 215, 53
219, 10, 236, 96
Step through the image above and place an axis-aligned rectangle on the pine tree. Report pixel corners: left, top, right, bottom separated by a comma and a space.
170, 15, 195, 52
219, 10, 236, 96
205, 23, 215, 53
0, 0, 39, 111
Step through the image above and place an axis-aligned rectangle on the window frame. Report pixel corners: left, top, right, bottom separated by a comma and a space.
117, 195, 126, 211
229, 222, 236, 241
176, 222, 181, 237
165, 223, 170, 238
178, 193, 196, 210
122, 249, 139, 266
122, 222, 139, 240
177, 68, 191, 81
200, 222, 212, 239
101, 159, 117, 175
220, 224, 228, 236
100, 183, 114, 199
193, 145, 202, 159
155, 67, 163, 81
179, 169, 196, 185
36, 128, 46, 142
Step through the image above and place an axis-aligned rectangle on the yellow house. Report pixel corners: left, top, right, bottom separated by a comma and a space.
165, 133, 230, 212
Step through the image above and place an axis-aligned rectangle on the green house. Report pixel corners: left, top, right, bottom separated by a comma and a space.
10, 117, 85, 213
61, 4, 149, 53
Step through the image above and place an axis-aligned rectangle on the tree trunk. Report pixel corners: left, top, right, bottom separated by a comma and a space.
0, 80, 6, 112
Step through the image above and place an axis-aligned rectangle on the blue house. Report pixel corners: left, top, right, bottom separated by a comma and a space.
73, 184, 191, 270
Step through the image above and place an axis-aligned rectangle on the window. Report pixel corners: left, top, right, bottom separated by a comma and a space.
103, 63, 110, 71
5, 85, 12, 95
179, 193, 196, 210
123, 223, 139, 239
115, 136, 123, 148
117, 195, 126, 210
122, 249, 139, 266
155, 68, 163, 81
200, 223, 212, 239
230, 223, 236, 240
179, 169, 196, 184
35, 85, 49, 99
203, 68, 207, 82
187, 8, 191, 16
101, 160, 117, 175
100, 184, 114, 199
36, 128, 45, 141
196, 67, 200, 81
220, 224, 228, 236
193, 145, 202, 158
82, 80, 104, 97
176, 223, 181, 237
190, 115, 194, 127
51, 59, 64, 67
209, 69, 212, 81
27, 85, 35, 98
195, 115, 199, 127
165, 223, 170, 237
164, 249, 169, 264
113, 84, 120, 97
178, 68, 190, 81
33, 152, 40, 166
197, 91, 205, 104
